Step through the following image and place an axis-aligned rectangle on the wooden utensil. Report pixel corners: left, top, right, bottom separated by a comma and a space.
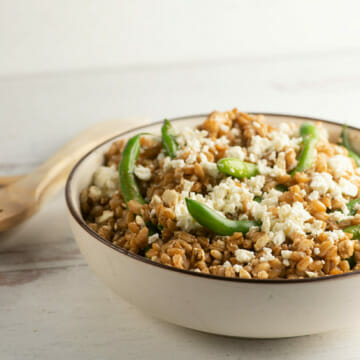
0, 117, 149, 232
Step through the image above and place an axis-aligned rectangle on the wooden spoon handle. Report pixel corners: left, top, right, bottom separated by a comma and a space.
14, 117, 150, 206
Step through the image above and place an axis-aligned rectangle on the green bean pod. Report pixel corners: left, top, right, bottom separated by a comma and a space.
119, 134, 145, 205
291, 122, 320, 176
161, 119, 178, 159
217, 158, 259, 179
344, 224, 360, 240
340, 124, 360, 167
347, 198, 360, 216
185, 198, 260, 236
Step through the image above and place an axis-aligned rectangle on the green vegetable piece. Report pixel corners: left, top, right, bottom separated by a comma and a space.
347, 198, 360, 216
275, 184, 288, 192
161, 119, 178, 159
185, 198, 260, 236
146, 222, 159, 236
254, 196, 262, 203
119, 134, 145, 205
291, 122, 320, 176
346, 254, 356, 269
217, 158, 259, 179
340, 124, 360, 167
344, 225, 360, 240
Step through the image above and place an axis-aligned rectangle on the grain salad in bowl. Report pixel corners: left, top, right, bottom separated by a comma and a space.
79, 109, 360, 280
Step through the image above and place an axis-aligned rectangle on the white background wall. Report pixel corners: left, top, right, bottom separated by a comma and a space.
1, 0, 360, 76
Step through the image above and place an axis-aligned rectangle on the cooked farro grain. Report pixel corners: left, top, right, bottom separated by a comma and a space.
81, 109, 360, 279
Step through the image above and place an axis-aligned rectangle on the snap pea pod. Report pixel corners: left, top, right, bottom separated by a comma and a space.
275, 184, 288, 192
291, 122, 320, 176
344, 224, 360, 240
347, 198, 360, 216
185, 198, 260, 236
217, 158, 259, 179
340, 124, 360, 167
119, 134, 145, 205
161, 119, 178, 159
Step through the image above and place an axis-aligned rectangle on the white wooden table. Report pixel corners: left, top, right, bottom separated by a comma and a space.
2, 53, 360, 359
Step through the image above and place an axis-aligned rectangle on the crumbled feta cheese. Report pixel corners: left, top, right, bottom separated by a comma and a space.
245, 175, 265, 196
93, 166, 119, 197
226, 146, 245, 160
257, 159, 287, 177
235, 249, 255, 264
272, 202, 312, 238
273, 230, 286, 246
135, 215, 145, 226
260, 247, 275, 262
134, 165, 152, 181
283, 259, 290, 267
308, 191, 320, 201
148, 233, 159, 244
247, 131, 300, 162
162, 189, 179, 207
95, 210, 114, 224
328, 155, 354, 178
176, 127, 229, 166
163, 158, 185, 170
339, 178, 358, 197
305, 271, 318, 278
310, 172, 334, 195
314, 247, 320, 255
325, 230, 346, 243
281, 250, 292, 259
88, 185, 102, 202
328, 211, 352, 223
233, 264, 243, 273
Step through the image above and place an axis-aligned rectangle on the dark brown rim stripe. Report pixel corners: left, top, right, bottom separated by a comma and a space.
65, 112, 360, 284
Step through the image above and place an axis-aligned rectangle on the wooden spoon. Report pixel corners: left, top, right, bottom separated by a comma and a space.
0, 117, 149, 232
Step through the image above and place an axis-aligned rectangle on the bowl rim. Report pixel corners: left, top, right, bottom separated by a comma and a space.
65, 112, 360, 284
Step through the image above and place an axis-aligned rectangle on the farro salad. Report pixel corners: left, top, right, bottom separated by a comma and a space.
80, 110, 360, 280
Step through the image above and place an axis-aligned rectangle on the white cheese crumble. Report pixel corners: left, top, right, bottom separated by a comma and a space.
135, 215, 145, 226
310, 172, 357, 204
88, 185, 102, 201
273, 230, 286, 246
162, 189, 179, 207
305, 271, 318, 278
223, 260, 232, 268
308, 191, 320, 201
245, 175, 265, 196
247, 131, 300, 162
93, 165, 119, 197
260, 247, 275, 262
148, 233, 159, 244
339, 178, 358, 197
134, 165, 152, 181
281, 250, 292, 259
235, 249, 255, 264
233, 264, 243, 273
95, 210, 114, 224
226, 146, 245, 160
328, 155, 354, 178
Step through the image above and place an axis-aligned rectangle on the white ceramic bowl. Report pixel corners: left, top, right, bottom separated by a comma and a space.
66, 113, 360, 338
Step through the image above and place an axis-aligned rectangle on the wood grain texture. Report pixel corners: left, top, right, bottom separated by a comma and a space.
2, 54, 360, 359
